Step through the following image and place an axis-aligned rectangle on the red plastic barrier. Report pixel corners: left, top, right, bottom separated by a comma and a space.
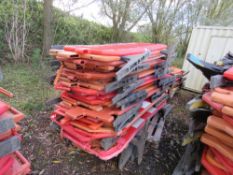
64, 43, 167, 56
51, 95, 167, 144
201, 148, 227, 175
51, 114, 115, 143
73, 58, 124, 67
222, 115, 233, 127
0, 88, 14, 98
64, 92, 112, 106
61, 100, 166, 160
0, 90, 30, 174
0, 155, 13, 175
0, 152, 30, 175
211, 148, 233, 173
224, 67, 233, 81
70, 86, 111, 96
0, 101, 10, 115
67, 76, 157, 104
0, 106, 25, 123
202, 92, 223, 112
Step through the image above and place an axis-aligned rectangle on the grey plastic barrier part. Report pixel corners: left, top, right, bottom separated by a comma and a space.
0, 118, 15, 133
0, 136, 21, 157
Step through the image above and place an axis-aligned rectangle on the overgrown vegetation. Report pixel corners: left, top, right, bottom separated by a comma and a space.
52, 13, 113, 45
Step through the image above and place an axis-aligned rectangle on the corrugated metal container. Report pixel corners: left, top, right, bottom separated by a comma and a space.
182, 26, 233, 92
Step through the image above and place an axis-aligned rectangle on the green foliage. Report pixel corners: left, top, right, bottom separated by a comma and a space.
53, 12, 112, 44
26, 1, 44, 50
130, 32, 151, 42
0, 29, 4, 61
0, 1, 113, 63
0, 0, 42, 62
31, 48, 42, 68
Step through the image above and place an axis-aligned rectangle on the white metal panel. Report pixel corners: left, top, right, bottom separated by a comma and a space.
182, 26, 233, 92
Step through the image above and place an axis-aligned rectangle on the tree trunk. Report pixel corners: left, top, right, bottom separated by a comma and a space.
42, 0, 53, 59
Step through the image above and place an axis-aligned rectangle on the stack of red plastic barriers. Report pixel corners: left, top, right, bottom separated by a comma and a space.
49, 43, 184, 161
201, 68, 233, 175
0, 88, 31, 175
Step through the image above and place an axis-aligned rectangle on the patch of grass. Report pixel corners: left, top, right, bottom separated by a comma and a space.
0, 62, 57, 115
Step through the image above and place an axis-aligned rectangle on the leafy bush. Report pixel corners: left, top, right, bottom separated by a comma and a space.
0, 1, 114, 63
53, 12, 112, 45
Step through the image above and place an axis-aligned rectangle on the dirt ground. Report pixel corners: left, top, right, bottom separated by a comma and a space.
20, 90, 196, 175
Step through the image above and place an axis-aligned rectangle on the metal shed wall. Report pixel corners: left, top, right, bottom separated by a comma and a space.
182, 26, 233, 92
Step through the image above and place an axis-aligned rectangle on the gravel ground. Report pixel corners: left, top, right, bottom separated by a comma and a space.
20, 90, 196, 175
